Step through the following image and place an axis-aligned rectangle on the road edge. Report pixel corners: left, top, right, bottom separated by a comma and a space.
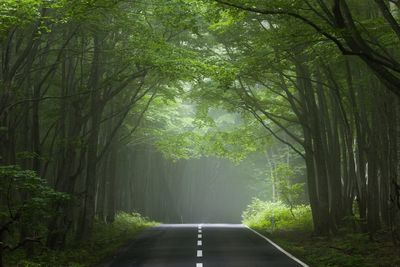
243, 225, 309, 267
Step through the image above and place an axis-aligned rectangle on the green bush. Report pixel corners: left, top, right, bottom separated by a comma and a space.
92, 212, 155, 247
0, 165, 70, 267
242, 198, 312, 232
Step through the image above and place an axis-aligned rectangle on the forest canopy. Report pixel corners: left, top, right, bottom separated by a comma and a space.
0, 0, 400, 266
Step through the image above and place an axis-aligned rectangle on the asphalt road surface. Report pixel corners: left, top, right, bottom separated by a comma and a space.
108, 224, 308, 267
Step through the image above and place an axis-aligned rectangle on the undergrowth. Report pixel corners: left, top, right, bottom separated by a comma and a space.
242, 198, 400, 267
242, 198, 313, 232
4, 212, 157, 267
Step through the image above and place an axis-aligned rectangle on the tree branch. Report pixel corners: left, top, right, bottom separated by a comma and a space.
215, 0, 400, 74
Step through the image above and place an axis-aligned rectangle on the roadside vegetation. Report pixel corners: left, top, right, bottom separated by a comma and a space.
243, 199, 400, 267
243, 199, 312, 233
4, 212, 156, 267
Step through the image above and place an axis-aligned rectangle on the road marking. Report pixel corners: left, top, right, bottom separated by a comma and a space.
244, 225, 309, 267
197, 225, 203, 266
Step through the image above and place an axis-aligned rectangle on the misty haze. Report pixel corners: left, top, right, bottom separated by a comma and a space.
1, 1, 400, 267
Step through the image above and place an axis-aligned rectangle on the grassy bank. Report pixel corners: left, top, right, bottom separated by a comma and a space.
267, 230, 400, 267
5, 213, 157, 267
243, 198, 400, 267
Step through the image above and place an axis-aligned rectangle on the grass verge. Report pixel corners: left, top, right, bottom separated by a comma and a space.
243, 198, 400, 267
5, 212, 157, 267
258, 229, 400, 267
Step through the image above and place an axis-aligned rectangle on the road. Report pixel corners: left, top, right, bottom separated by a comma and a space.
108, 224, 308, 267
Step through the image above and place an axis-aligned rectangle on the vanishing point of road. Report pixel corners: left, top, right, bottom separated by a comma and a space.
106, 224, 308, 267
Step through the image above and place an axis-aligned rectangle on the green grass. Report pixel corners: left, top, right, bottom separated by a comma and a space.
242, 198, 400, 267
267, 231, 400, 267
4, 212, 157, 267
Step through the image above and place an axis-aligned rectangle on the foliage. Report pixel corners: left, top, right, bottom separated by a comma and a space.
242, 198, 312, 232
4, 212, 157, 267
273, 163, 304, 207
138, 92, 267, 163
0, 165, 69, 252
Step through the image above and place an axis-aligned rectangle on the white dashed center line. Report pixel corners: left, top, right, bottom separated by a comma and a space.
196, 225, 204, 266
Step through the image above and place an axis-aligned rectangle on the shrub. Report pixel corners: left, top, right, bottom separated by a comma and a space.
242, 198, 312, 232
0, 165, 69, 266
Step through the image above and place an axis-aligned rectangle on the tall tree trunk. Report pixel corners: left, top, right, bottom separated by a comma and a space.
76, 34, 104, 242
106, 140, 118, 223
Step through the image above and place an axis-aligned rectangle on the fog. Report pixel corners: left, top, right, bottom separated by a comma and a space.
114, 145, 268, 223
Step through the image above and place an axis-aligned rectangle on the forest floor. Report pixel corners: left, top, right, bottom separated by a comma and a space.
4, 213, 157, 267
263, 229, 400, 267
242, 200, 400, 267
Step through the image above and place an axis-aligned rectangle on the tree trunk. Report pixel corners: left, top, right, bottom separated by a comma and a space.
76, 34, 104, 242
